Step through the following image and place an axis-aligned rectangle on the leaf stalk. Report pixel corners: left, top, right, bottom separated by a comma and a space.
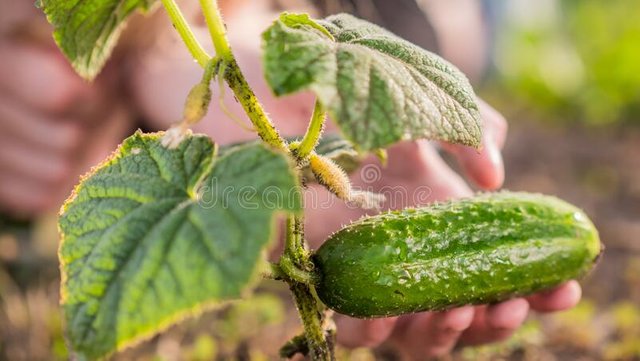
297, 99, 327, 160
159, 0, 211, 67
198, 0, 286, 150
282, 215, 334, 360
162, 2, 335, 359
289, 282, 334, 361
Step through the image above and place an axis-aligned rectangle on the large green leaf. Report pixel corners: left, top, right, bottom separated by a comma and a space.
39, 0, 156, 79
58, 131, 300, 359
262, 13, 483, 151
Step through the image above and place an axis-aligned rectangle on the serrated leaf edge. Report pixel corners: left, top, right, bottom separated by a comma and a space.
58, 131, 300, 359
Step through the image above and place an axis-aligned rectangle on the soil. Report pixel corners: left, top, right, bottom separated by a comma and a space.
502, 120, 640, 306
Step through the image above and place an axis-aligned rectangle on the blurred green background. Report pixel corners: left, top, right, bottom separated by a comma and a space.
489, 0, 640, 126
1, 0, 640, 360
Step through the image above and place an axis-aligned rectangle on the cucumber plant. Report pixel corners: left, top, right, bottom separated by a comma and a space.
38, 0, 602, 359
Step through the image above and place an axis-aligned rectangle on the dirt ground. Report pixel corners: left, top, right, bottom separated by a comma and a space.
503, 120, 640, 304
1, 119, 639, 360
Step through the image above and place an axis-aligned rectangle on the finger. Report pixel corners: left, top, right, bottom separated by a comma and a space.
441, 99, 508, 190
0, 42, 96, 115
335, 315, 398, 348
478, 98, 508, 149
414, 140, 474, 201
0, 172, 58, 216
459, 299, 529, 346
526, 281, 582, 313
486, 298, 530, 331
442, 136, 504, 190
391, 306, 475, 358
0, 94, 82, 152
381, 141, 473, 202
0, 134, 72, 183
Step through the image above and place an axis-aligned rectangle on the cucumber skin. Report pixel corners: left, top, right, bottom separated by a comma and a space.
313, 192, 601, 318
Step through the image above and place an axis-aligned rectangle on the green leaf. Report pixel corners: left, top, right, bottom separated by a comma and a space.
39, 0, 156, 79
262, 13, 482, 151
58, 131, 300, 359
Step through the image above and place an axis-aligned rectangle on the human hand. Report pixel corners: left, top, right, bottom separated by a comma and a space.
0, 3, 132, 217
304, 100, 582, 359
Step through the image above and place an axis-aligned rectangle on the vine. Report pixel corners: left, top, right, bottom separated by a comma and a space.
159, 1, 334, 358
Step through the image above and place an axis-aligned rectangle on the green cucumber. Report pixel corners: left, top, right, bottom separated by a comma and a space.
313, 192, 602, 318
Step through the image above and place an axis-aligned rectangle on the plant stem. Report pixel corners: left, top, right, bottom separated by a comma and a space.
280, 256, 318, 284
198, 0, 286, 150
198, 0, 232, 59
159, 0, 211, 67
280, 214, 317, 283
297, 100, 326, 159
284, 214, 305, 262
166, 1, 335, 358
201, 57, 220, 84
289, 282, 333, 361
280, 333, 309, 359
222, 61, 286, 150
282, 215, 334, 360
263, 262, 286, 280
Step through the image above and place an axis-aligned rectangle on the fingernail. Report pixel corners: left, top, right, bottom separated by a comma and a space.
486, 141, 505, 188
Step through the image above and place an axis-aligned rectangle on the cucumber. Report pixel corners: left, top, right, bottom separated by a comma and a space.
313, 192, 602, 318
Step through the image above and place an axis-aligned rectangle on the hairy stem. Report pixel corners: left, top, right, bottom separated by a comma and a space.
284, 214, 305, 263
198, 0, 231, 59
159, 0, 211, 67
221, 60, 286, 150
282, 215, 334, 360
290, 282, 333, 361
280, 333, 309, 358
165, 1, 334, 358
263, 262, 286, 280
201, 57, 220, 84
297, 99, 326, 160
198, 0, 286, 150
280, 254, 318, 285
281, 214, 317, 284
